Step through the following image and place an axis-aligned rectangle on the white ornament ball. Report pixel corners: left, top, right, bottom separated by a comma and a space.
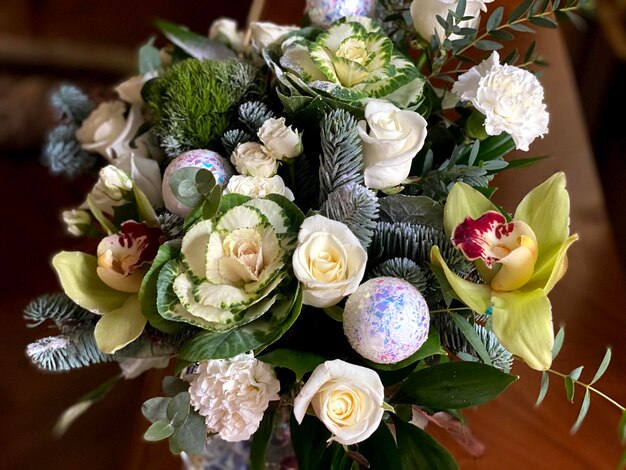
162, 149, 234, 217
305, 0, 378, 27
343, 277, 430, 364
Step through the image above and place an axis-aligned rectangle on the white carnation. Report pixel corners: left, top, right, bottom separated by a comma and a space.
452, 51, 549, 151
187, 354, 281, 442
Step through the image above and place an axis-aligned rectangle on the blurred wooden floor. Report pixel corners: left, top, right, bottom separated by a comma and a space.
2, 1, 626, 469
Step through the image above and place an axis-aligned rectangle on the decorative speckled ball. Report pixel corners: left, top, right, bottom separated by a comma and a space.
343, 277, 430, 364
162, 149, 234, 217
305, 0, 378, 27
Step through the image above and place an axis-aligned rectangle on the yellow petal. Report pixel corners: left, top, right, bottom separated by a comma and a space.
94, 296, 146, 354
443, 182, 499, 237
491, 238, 537, 292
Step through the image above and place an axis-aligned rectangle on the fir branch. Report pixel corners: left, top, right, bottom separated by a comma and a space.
419, 165, 494, 202
319, 183, 379, 249
318, 109, 364, 206
41, 124, 97, 178
290, 151, 319, 213
157, 211, 185, 240
370, 257, 429, 293
50, 84, 95, 123
238, 101, 276, 134
222, 129, 254, 156
24, 293, 94, 327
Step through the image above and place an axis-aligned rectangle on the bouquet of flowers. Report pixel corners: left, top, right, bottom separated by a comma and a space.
26, 0, 625, 467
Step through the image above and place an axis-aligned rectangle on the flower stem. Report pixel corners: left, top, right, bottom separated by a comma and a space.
430, 307, 473, 314
546, 368, 626, 411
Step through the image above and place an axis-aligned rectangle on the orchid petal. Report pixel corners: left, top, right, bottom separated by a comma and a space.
514, 172, 570, 259
491, 289, 553, 371
491, 237, 537, 292
525, 234, 578, 293
52, 251, 131, 315
94, 295, 146, 354
430, 246, 492, 315
444, 182, 500, 237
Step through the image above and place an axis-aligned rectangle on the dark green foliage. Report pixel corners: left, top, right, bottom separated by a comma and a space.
370, 257, 429, 293
157, 211, 185, 240
318, 109, 364, 205
238, 101, 276, 134
419, 165, 494, 202
50, 84, 95, 123
147, 58, 260, 157
42, 124, 97, 178
319, 183, 379, 249
289, 153, 319, 213
222, 128, 253, 156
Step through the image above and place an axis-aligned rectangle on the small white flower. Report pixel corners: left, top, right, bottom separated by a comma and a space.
86, 165, 133, 215
76, 101, 146, 161
357, 99, 428, 189
187, 353, 281, 442
257, 117, 302, 161
293, 359, 384, 445
115, 71, 157, 105
62, 209, 92, 236
209, 18, 245, 52
292, 215, 367, 308
453, 51, 549, 151
225, 175, 294, 200
249, 21, 299, 53
410, 0, 493, 41
230, 142, 279, 177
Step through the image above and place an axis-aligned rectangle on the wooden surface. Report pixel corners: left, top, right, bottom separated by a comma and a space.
2, 1, 625, 469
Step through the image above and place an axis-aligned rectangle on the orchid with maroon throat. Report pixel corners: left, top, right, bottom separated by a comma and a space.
431, 173, 578, 370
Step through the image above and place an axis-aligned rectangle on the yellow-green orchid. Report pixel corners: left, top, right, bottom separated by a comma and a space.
431, 172, 578, 370
53, 221, 163, 354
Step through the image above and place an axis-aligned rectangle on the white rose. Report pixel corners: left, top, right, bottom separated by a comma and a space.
115, 152, 163, 209
357, 99, 427, 190
76, 102, 145, 161
209, 18, 245, 52
230, 142, 278, 177
115, 71, 157, 105
258, 117, 302, 161
187, 353, 281, 442
249, 21, 299, 52
225, 174, 294, 200
410, 0, 493, 41
62, 209, 92, 236
452, 51, 549, 151
86, 165, 133, 215
293, 359, 384, 445
293, 215, 367, 308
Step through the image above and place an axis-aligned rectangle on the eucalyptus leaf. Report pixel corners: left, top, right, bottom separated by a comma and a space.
508, 0, 534, 21
590, 347, 612, 385
535, 370, 550, 407
528, 16, 558, 28
171, 410, 207, 455
155, 19, 235, 60
552, 326, 565, 359
509, 23, 535, 33
474, 40, 503, 51
144, 420, 175, 441
564, 376, 575, 403
167, 392, 191, 427
486, 6, 504, 31
569, 365, 584, 381
258, 349, 326, 381
570, 388, 591, 434
163, 376, 189, 397
142, 397, 171, 423
392, 362, 517, 409
139, 36, 161, 74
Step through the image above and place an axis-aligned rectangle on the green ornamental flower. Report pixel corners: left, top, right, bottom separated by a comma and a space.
264, 17, 425, 111
156, 194, 303, 331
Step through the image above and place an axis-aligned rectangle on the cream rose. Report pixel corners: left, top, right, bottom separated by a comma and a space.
293, 359, 385, 445
452, 51, 549, 151
115, 71, 157, 105
225, 175, 294, 200
410, 0, 493, 41
187, 353, 281, 442
249, 21, 299, 53
209, 18, 245, 52
230, 141, 278, 177
357, 99, 427, 190
293, 215, 367, 308
76, 101, 145, 161
258, 117, 302, 161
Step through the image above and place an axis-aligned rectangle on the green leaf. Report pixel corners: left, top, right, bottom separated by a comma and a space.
569, 365, 584, 381
620, 449, 626, 470
570, 388, 591, 434
171, 410, 207, 454
86, 194, 117, 235
564, 376, 575, 403
474, 40, 503, 51
155, 19, 235, 60
509, 23, 535, 33
142, 397, 171, 423
202, 185, 222, 220
486, 6, 504, 31
169, 167, 212, 209
590, 348, 612, 385
364, 332, 446, 371
139, 36, 161, 74
505, 155, 548, 171
392, 362, 517, 409
144, 420, 175, 441
162, 376, 189, 397
391, 415, 459, 470
290, 413, 332, 470
618, 409, 626, 444
133, 185, 159, 226
449, 312, 492, 365
488, 29, 515, 41
378, 195, 444, 228
167, 392, 190, 427
179, 327, 269, 362
528, 16, 558, 28
250, 410, 276, 470
357, 422, 402, 470
552, 326, 565, 359
535, 371, 550, 406
508, 0, 534, 21
258, 349, 326, 381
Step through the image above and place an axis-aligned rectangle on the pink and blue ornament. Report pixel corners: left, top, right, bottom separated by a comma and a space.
162, 149, 234, 217
343, 277, 430, 364
305, 0, 378, 27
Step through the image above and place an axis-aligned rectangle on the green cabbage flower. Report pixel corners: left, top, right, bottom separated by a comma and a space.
155, 194, 303, 331
431, 173, 578, 371
264, 17, 425, 112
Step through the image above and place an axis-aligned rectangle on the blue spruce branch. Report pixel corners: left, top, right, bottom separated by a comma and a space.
222, 129, 253, 156
50, 84, 95, 123
42, 124, 97, 178
238, 101, 276, 134
24, 293, 94, 327
370, 257, 430, 293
